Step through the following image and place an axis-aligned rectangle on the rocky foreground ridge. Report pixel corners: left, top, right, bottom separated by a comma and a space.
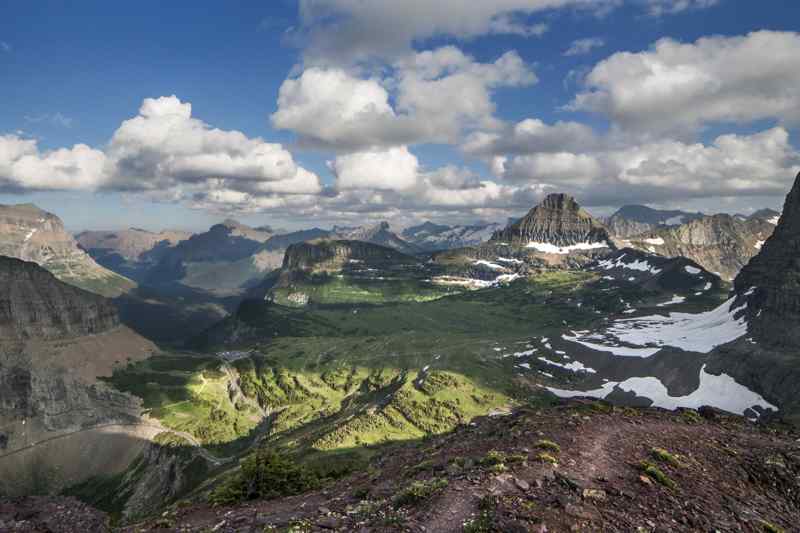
7, 402, 790, 532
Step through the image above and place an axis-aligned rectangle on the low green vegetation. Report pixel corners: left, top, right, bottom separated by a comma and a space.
760, 520, 786, 533
638, 460, 677, 490
535, 439, 561, 453
651, 447, 682, 467
394, 478, 449, 506
536, 452, 558, 465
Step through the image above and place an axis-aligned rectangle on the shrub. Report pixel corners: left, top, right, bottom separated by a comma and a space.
480, 450, 506, 467
209, 449, 320, 505
394, 478, 449, 506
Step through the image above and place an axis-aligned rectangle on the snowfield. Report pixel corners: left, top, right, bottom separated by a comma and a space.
643, 237, 665, 245
547, 364, 776, 416
562, 296, 748, 356
607, 296, 748, 353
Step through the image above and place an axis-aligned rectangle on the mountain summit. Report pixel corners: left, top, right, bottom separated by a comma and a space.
0, 204, 135, 297
735, 171, 800, 347
491, 193, 611, 252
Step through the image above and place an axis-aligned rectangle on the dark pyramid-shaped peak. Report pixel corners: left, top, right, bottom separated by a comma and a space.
734, 171, 800, 347
539, 193, 580, 211
490, 193, 610, 250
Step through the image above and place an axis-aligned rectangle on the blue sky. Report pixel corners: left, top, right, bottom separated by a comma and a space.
1, 0, 799, 232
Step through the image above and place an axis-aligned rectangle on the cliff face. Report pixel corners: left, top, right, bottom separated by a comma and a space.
624, 214, 775, 280
0, 203, 135, 297
735, 172, 800, 347
0, 257, 119, 340
0, 257, 155, 496
491, 194, 611, 248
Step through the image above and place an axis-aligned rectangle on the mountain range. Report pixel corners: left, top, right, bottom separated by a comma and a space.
1, 176, 799, 530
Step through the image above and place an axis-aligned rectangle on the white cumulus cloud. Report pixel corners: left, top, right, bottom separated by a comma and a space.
570, 31, 800, 136
272, 46, 536, 151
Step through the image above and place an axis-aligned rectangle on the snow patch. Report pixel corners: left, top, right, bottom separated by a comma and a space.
538, 356, 597, 374
657, 295, 686, 307
643, 237, 665, 246
526, 241, 609, 254
474, 260, 505, 271
597, 254, 662, 274
561, 334, 661, 358
496, 257, 523, 265
684, 266, 701, 275
547, 365, 776, 416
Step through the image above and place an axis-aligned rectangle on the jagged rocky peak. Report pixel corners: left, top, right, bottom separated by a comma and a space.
735, 172, 800, 347
0, 256, 119, 340
282, 239, 416, 272
491, 193, 612, 252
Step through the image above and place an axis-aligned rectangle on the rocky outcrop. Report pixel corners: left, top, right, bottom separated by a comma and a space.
0, 204, 135, 297
735, 172, 800, 347
490, 193, 611, 249
624, 214, 775, 280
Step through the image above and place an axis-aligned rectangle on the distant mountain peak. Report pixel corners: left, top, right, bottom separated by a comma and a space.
490, 193, 611, 251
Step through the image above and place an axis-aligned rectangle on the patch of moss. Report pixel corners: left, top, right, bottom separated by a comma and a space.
535, 439, 561, 454
638, 461, 677, 490
651, 447, 681, 467
680, 409, 702, 424
760, 520, 786, 533
536, 452, 558, 465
